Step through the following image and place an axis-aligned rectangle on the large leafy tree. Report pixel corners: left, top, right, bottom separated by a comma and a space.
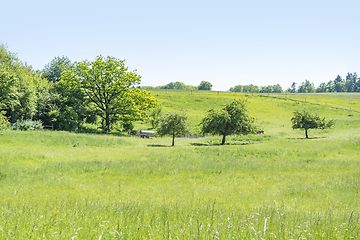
61, 55, 158, 132
157, 111, 190, 146
291, 111, 334, 138
201, 99, 254, 145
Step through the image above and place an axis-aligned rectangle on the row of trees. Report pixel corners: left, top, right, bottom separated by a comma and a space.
156, 99, 255, 146
156, 100, 333, 146
142, 81, 213, 91
0, 45, 158, 132
230, 73, 360, 94
315, 73, 359, 93
229, 84, 283, 93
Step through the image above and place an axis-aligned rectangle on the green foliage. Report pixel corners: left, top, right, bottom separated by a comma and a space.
41, 56, 73, 83
298, 80, 315, 93
148, 107, 162, 128
160, 81, 197, 90
291, 110, 334, 138
230, 84, 282, 93
288, 82, 297, 93
0, 45, 52, 123
0, 70, 18, 111
260, 84, 283, 93
157, 111, 190, 146
122, 120, 134, 132
0, 44, 18, 69
316, 75, 348, 93
201, 99, 254, 145
316, 82, 330, 92
0, 111, 9, 131
12, 119, 43, 131
345, 72, 359, 92
198, 81, 213, 90
50, 80, 90, 131
60, 55, 158, 132
229, 84, 259, 93
32, 75, 57, 125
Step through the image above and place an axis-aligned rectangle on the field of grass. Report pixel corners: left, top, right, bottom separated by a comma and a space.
0, 91, 359, 239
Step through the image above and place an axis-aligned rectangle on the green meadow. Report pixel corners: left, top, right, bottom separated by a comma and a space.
1, 91, 360, 239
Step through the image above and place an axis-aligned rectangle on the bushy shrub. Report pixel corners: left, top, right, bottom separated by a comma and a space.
12, 119, 43, 131
122, 121, 134, 132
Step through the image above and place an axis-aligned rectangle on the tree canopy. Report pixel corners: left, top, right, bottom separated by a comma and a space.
160, 81, 197, 90
0, 44, 52, 124
291, 111, 334, 138
201, 99, 254, 145
60, 55, 158, 132
229, 72, 360, 94
198, 81, 213, 90
157, 111, 190, 146
297, 80, 315, 93
41, 56, 73, 83
0, 111, 9, 131
229, 84, 259, 93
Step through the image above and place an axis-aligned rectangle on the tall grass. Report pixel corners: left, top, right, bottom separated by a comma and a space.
0, 92, 359, 238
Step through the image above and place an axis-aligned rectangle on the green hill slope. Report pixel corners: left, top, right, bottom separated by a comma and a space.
145, 90, 360, 136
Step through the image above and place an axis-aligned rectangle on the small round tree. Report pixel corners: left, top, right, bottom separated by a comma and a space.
198, 81, 213, 91
200, 99, 254, 145
291, 111, 334, 138
157, 111, 190, 146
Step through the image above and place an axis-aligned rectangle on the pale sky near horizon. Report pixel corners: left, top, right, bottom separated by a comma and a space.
1, 0, 359, 91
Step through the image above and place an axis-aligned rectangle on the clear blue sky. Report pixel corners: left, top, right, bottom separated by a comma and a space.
1, 0, 359, 91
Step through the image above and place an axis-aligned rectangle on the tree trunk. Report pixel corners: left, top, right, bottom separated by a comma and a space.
172, 133, 175, 146
305, 129, 308, 139
221, 135, 226, 145
105, 112, 110, 133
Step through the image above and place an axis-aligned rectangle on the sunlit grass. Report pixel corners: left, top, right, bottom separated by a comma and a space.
0, 91, 360, 238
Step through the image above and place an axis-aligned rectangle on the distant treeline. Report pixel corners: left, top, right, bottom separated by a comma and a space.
141, 80, 213, 91
143, 73, 360, 94
229, 74, 360, 93
229, 84, 283, 93
141, 82, 197, 90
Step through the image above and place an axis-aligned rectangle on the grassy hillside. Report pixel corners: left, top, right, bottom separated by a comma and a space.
142, 90, 359, 135
0, 91, 359, 239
